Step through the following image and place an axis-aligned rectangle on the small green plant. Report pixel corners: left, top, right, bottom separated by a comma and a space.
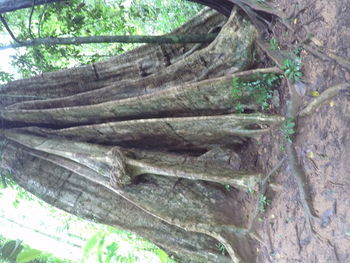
293, 46, 303, 56
0, 239, 42, 263
258, 195, 270, 213
225, 184, 231, 192
247, 187, 255, 194
232, 76, 241, 98
82, 228, 176, 263
269, 38, 279, 50
279, 144, 285, 152
234, 102, 244, 113
281, 117, 296, 143
282, 58, 302, 82
216, 243, 227, 255
232, 73, 280, 112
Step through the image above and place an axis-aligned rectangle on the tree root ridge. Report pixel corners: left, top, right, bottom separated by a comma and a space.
303, 44, 350, 71
249, 157, 286, 230
299, 83, 350, 117
285, 141, 318, 220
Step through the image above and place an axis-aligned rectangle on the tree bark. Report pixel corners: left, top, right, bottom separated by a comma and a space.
0, 0, 62, 14
0, 8, 282, 263
189, 0, 234, 17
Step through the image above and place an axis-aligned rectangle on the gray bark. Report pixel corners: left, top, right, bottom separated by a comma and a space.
0, 0, 61, 14
0, 8, 280, 263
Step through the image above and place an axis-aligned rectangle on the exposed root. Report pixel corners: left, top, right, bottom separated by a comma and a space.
248, 157, 286, 230
251, 1, 350, 73
325, 51, 350, 71
256, 37, 288, 67
285, 96, 331, 244
299, 82, 350, 117
216, 227, 261, 263
285, 141, 318, 220
126, 157, 262, 190
302, 44, 332, 62
227, 66, 283, 77
303, 44, 350, 71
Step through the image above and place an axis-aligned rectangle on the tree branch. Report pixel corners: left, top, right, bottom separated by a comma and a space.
0, 34, 219, 50
28, 0, 36, 39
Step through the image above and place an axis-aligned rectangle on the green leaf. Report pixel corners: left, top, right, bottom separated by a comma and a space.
105, 243, 119, 263
128, 255, 135, 263
97, 235, 106, 263
16, 248, 42, 263
156, 249, 169, 263
288, 131, 295, 135
81, 233, 102, 262
286, 122, 295, 129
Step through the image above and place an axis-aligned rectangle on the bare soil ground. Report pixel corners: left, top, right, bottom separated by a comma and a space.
232, 0, 350, 262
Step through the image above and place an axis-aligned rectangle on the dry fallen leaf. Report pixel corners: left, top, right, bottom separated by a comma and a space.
311, 91, 320, 97
308, 151, 315, 159
311, 37, 323, 46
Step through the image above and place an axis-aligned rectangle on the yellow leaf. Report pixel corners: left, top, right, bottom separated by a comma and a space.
329, 100, 335, 107
308, 151, 314, 159
294, 18, 298, 24
311, 91, 320, 97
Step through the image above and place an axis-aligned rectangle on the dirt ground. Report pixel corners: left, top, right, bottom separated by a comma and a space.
233, 0, 350, 262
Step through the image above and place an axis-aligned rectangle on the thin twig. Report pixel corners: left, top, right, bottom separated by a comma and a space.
0, 34, 219, 50
37, 0, 48, 38
0, 14, 22, 43
28, 0, 36, 39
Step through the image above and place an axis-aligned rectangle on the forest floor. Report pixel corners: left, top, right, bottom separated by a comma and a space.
228, 0, 350, 262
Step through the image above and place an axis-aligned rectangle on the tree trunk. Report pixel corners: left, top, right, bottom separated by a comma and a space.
0, 0, 62, 14
0, 8, 283, 263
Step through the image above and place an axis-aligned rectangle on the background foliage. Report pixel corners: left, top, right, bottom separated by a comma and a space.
0, 171, 177, 263
0, 0, 202, 80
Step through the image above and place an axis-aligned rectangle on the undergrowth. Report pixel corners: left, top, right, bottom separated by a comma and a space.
258, 194, 270, 213
232, 73, 281, 112
282, 58, 302, 83
281, 117, 296, 143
